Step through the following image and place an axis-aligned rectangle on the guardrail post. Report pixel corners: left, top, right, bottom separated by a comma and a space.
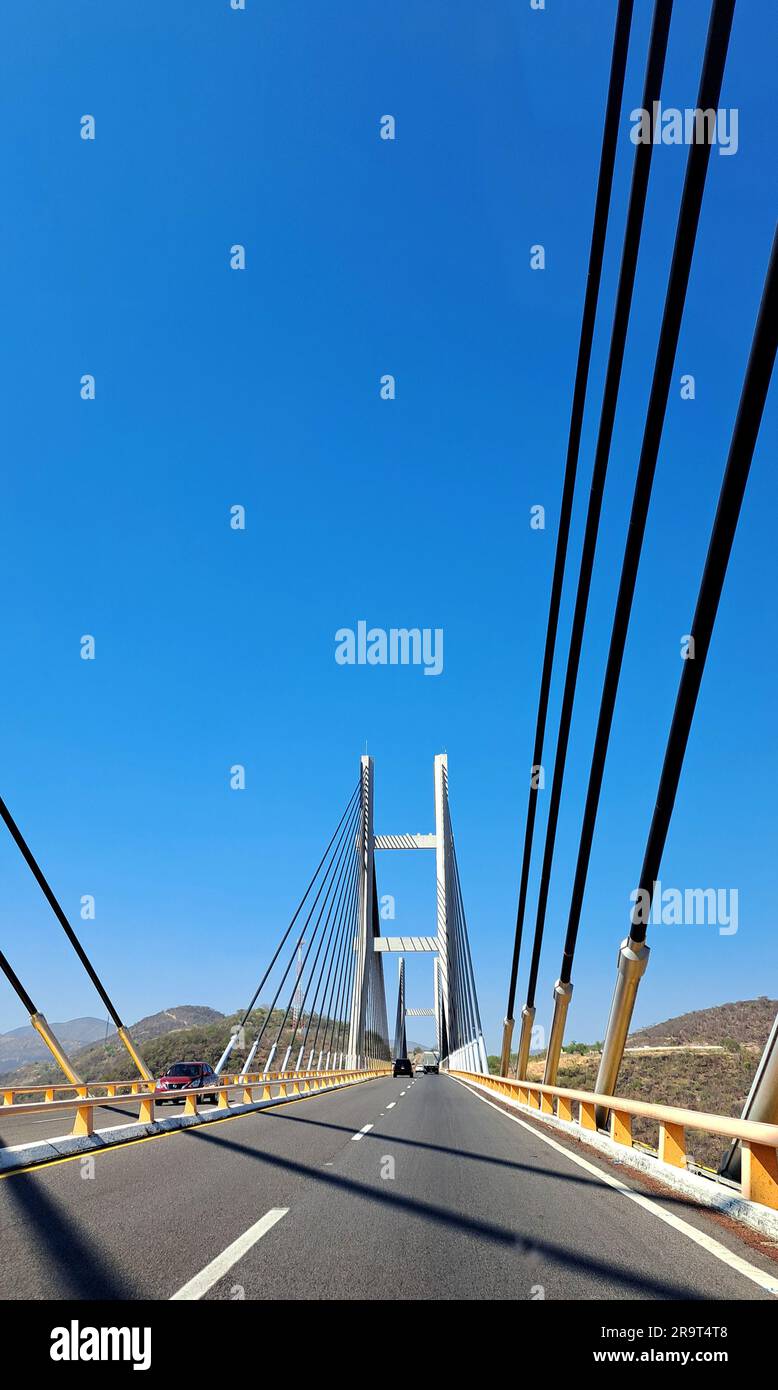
741, 1142, 778, 1210
72, 1103, 94, 1137
557, 1095, 573, 1123
528, 1088, 540, 1110
217, 1088, 230, 1110
658, 1121, 686, 1167
138, 1095, 155, 1124
579, 1100, 597, 1131
183, 1092, 199, 1117
610, 1109, 633, 1147
540, 1091, 553, 1114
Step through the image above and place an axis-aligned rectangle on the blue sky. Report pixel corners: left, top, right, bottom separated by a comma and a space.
0, 1, 775, 1051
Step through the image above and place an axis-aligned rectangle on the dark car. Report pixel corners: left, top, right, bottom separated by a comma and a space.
155, 1062, 219, 1105
392, 1057, 413, 1078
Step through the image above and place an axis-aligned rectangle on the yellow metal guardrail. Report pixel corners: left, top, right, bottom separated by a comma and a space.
1, 1064, 389, 1107
1, 1067, 390, 1139
451, 1069, 778, 1212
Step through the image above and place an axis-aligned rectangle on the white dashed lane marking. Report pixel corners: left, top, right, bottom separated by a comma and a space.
351, 1124, 374, 1141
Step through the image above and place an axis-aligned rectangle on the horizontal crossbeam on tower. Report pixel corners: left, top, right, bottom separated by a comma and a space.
406, 1008, 435, 1018
374, 936, 438, 953
374, 834, 436, 850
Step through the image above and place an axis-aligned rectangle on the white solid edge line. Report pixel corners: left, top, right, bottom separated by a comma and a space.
170, 1207, 289, 1300
351, 1123, 374, 1141
452, 1078, 778, 1298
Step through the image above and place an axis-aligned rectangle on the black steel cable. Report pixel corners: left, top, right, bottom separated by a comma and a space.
504, 0, 636, 1031
243, 791, 361, 1066
318, 853, 360, 1062
629, 226, 777, 942
0, 948, 37, 1016
290, 817, 359, 1054
450, 820, 476, 1043
264, 795, 361, 1061
306, 846, 361, 1060
322, 892, 353, 1061
0, 794, 125, 1025
522, 0, 675, 1009
452, 840, 484, 1038
237, 779, 359, 1028
447, 840, 470, 1048
446, 812, 476, 1051
327, 844, 363, 1061
297, 825, 361, 1060
560, 0, 737, 982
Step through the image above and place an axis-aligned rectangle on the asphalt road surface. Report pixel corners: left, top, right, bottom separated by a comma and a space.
0, 1074, 776, 1300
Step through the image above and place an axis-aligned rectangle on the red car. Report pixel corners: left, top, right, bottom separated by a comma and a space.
155, 1061, 219, 1105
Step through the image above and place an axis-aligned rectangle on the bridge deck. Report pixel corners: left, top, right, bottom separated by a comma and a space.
0, 1075, 775, 1300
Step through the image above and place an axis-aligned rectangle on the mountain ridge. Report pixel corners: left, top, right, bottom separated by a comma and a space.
627, 996, 776, 1048
0, 1005, 225, 1084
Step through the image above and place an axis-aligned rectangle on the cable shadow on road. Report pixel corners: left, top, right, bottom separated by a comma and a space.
243, 1105, 716, 1216
186, 1124, 707, 1299
0, 1132, 130, 1300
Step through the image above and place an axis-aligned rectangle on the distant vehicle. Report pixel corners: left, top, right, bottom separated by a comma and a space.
421, 1051, 439, 1074
392, 1057, 413, 1078
414, 1064, 425, 1075
155, 1062, 219, 1104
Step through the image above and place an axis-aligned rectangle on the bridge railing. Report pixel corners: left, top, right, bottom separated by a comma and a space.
3, 1079, 150, 1104
0, 1067, 390, 1142
1, 1064, 389, 1108
451, 1070, 778, 1212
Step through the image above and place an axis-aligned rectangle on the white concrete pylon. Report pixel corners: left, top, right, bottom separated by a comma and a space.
434, 754, 451, 1060
241, 1036, 260, 1076
347, 756, 374, 1067
433, 956, 442, 1054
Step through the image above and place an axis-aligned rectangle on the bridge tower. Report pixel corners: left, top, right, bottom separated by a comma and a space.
364, 753, 488, 1074
394, 957, 408, 1059
347, 755, 376, 1067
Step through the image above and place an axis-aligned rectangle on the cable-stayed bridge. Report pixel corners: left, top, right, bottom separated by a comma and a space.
0, 0, 776, 1308
209, 752, 488, 1081
1, 751, 777, 1303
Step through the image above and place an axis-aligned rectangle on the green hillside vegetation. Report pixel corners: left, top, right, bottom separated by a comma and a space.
627, 996, 776, 1047
1, 1005, 386, 1089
